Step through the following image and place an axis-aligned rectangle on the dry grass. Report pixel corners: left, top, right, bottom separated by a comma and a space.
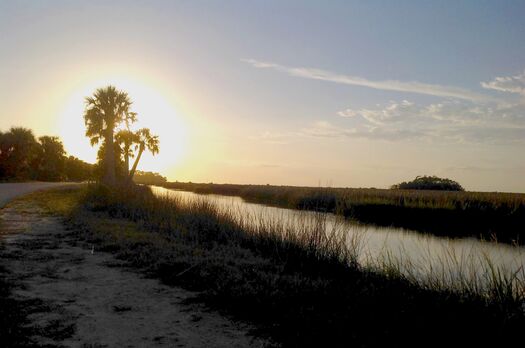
163, 182, 525, 243
23, 185, 525, 347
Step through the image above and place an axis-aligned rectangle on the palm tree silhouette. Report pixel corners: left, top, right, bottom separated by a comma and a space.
84, 86, 136, 186
115, 129, 139, 177
0, 127, 38, 179
129, 128, 159, 179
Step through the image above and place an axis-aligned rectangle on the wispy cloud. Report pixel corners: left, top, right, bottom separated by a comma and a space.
255, 99, 525, 144
242, 59, 490, 102
331, 100, 525, 143
481, 71, 525, 96
246, 60, 525, 144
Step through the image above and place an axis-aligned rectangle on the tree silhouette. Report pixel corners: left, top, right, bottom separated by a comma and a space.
95, 141, 126, 181
34, 136, 66, 181
64, 156, 94, 181
129, 128, 159, 179
83, 86, 136, 186
1, 126, 96, 182
115, 129, 139, 177
0, 127, 38, 179
0, 130, 9, 178
392, 175, 464, 191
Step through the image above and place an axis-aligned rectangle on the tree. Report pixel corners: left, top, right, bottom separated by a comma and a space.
129, 128, 159, 179
95, 140, 127, 180
0, 130, 8, 178
115, 129, 139, 176
83, 86, 136, 186
35, 136, 66, 181
391, 175, 464, 191
0, 127, 38, 179
132, 171, 167, 185
64, 156, 94, 181
1, 127, 95, 182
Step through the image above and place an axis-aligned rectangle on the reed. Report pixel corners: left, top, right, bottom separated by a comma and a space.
32, 185, 525, 347
162, 182, 525, 243
85, 184, 525, 301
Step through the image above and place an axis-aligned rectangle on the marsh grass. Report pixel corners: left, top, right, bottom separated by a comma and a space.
163, 182, 525, 243
28, 185, 525, 347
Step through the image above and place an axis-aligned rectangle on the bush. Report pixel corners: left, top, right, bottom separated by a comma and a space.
392, 175, 464, 191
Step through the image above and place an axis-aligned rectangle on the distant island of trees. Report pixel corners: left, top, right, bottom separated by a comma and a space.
391, 175, 465, 191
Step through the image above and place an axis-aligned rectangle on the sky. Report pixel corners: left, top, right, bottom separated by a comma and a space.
1, 0, 525, 192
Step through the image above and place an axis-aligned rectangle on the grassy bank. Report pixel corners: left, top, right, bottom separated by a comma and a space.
27, 185, 525, 347
162, 182, 525, 244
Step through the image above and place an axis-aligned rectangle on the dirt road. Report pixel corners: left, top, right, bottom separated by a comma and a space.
0, 188, 266, 347
0, 182, 80, 208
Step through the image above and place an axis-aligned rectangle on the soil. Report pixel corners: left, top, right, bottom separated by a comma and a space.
0, 196, 267, 347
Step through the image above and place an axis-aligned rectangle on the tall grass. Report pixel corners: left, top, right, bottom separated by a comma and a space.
86, 185, 359, 272
74, 184, 525, 346
162, 182, 525, 243
87, 184, 525, 303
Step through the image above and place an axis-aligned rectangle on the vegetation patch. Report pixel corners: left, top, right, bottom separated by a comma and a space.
391, 175, 464, 191
0, 127, 94, 182
25, 186, 525, 347
163, 181, 525, 244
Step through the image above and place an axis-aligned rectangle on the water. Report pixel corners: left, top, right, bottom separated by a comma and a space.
151, 186, 525, 293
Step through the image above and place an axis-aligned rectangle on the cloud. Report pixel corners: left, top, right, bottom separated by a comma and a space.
256, 99, 525, 144
481, 71, 525, 95
332, 100, 525, 143
301, 121, 357, 138
245, 60, 525, 144
337, 109, 358, 118
255, 97, 525, 144
242, 59, 490, 102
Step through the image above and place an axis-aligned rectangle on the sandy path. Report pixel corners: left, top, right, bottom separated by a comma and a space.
0, 198, 267, 347
0, 182, 81, 208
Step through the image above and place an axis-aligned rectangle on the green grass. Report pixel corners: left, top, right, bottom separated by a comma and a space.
163, 182, 525, 244
25, 185, 525, 347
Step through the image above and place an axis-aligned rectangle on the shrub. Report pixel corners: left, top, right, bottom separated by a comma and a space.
392, 175, 464, 191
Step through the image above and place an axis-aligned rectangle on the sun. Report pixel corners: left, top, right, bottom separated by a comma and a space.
57, 75, 189, 176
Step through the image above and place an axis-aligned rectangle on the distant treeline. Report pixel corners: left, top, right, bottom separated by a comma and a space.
132, 171, 167, 185
162, 181, 525, 244
0, 127, 94, 182
0, 126, 166, 184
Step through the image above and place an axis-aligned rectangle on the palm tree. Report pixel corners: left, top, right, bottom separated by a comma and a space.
115, 129, 139, 176
0, 127, 38, 179
36, 136, 66, 181
83, 86, 136, 186
129, 128, 159, 179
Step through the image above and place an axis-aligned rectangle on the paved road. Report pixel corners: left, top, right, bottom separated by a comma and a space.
0, 182, 80, 208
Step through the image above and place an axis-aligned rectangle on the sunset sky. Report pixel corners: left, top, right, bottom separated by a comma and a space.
1, 1, 525, 192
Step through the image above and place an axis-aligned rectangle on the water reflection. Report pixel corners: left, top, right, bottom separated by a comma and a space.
151, 186, 525, 293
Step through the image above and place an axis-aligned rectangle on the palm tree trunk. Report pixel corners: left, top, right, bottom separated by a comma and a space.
129, 144, 144, 179
124, 144, 130, 176
103, 126, 116, 186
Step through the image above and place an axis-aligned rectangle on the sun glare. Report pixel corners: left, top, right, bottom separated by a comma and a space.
57, 75, 188, 177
